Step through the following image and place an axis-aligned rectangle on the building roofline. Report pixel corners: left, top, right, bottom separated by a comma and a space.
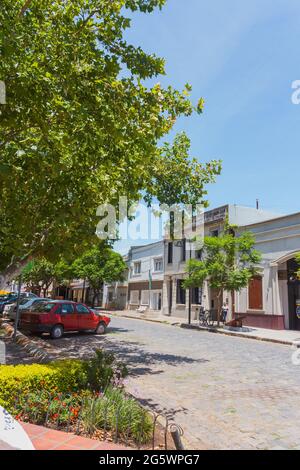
241, 210, 300, 229
127, 240, 163, 253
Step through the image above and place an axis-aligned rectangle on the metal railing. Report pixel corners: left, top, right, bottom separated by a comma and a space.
14, 391, 184, 450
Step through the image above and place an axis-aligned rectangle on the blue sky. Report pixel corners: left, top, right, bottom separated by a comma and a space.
114, 0, 300, 253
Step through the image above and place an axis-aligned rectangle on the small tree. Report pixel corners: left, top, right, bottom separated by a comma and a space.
22, 258, 56, 297
73, 246, 126, 307
183, 225, 262, 325
22, 258, 76, 297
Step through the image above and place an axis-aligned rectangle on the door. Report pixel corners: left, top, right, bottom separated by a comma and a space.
151, 291, 162, 311
288, 282, 300, 330
58, 303, 78, 331
288, 259, 300, 330
76, 303, 96, 330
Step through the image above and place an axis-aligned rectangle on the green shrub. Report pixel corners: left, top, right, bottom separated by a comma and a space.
0, 349, 128, 413
81, 387, 153, 444
0, 360, 87, 412
84, 349, 128, 392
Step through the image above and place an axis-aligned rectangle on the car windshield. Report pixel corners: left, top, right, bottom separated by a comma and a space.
31, 301, 53, 312
20, 298, 30, 305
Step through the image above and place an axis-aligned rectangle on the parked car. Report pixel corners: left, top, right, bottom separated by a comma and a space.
0, 292, 38, 315
6, 297, 50, 321
19, 300, 111, 339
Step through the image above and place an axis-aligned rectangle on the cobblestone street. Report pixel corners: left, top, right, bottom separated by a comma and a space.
5, 317, 300, 450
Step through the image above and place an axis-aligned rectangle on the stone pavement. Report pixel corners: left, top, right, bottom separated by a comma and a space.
9, 316, 300, 450
106, 319, 300, 450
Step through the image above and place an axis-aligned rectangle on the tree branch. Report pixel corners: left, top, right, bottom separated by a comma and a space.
75, 9, 101, 35
18, 0, 33, 18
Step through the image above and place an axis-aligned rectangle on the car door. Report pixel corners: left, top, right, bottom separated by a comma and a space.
75, 303, 96, 330
58, 303, 78, 331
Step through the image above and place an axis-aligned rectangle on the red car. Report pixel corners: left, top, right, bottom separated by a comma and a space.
20, 300, 111, 339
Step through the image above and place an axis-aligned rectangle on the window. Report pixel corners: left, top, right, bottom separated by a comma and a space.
196, 249, 203, 260
154, 258, 163, 272
167, 242, 173, 264
176, 280, 186, 305
133, 262, 141, 275
76, 304, 90, 314
181, 239, 186, 262
192, 215, 197, 232
108, 292, 113, 302
248, 276, 263, 310
192, 287, 201, 305
60, 303, 75, 314
130, 290, 139, 305
210, 229, 219, 237
141, 290, 150, 305
32, 302, 53, 312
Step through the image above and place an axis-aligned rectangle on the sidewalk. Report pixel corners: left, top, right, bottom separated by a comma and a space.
110, 310, 300, 346
20, 422, 130, 450
182, 322, 300, 346
110, 309, 182, 326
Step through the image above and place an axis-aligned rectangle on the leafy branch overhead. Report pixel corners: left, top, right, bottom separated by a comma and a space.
0, 0, 221, 284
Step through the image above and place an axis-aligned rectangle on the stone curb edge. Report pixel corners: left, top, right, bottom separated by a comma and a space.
1, 322, 50, 361
180, 323, 293, 346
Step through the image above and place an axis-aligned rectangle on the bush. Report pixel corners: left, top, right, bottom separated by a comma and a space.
0, 349, 128, 413
0, 360, 87, 412
81, 387, 153, 444
84, 349, 128, 392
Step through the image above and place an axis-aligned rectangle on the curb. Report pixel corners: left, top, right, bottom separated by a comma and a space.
180, 323, 294, 346
1, 322, 50, 361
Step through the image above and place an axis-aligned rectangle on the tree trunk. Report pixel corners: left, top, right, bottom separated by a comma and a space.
92, 291, 98, 308
217, 288, 223, 327
82, 279, 86, 303
231, 290, 235, 322
0, 256, 32, 291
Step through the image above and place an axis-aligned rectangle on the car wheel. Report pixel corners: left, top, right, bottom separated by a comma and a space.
50, 325, 64, 339
95, 322, 106, 335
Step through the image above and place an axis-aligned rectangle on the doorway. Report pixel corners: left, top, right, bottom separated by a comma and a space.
288, 259, 300, 330
151, 291, 162, 311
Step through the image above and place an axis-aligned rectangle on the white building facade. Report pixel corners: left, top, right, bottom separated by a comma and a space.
104, 205, 300, 330
236, 212, 300, 330
127, 241, 164, 311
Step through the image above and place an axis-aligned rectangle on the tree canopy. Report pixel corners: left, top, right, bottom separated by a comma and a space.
0, 0, 221, 287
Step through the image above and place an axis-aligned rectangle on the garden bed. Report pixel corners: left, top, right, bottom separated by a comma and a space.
0, 349, 176, 450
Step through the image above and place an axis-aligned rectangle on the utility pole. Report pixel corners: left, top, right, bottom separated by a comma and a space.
13, 275, 22, 341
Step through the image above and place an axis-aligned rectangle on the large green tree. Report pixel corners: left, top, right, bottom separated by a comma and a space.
0, 0, 221, 288
183, 225, 262, 325
72, 245, 126, 306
